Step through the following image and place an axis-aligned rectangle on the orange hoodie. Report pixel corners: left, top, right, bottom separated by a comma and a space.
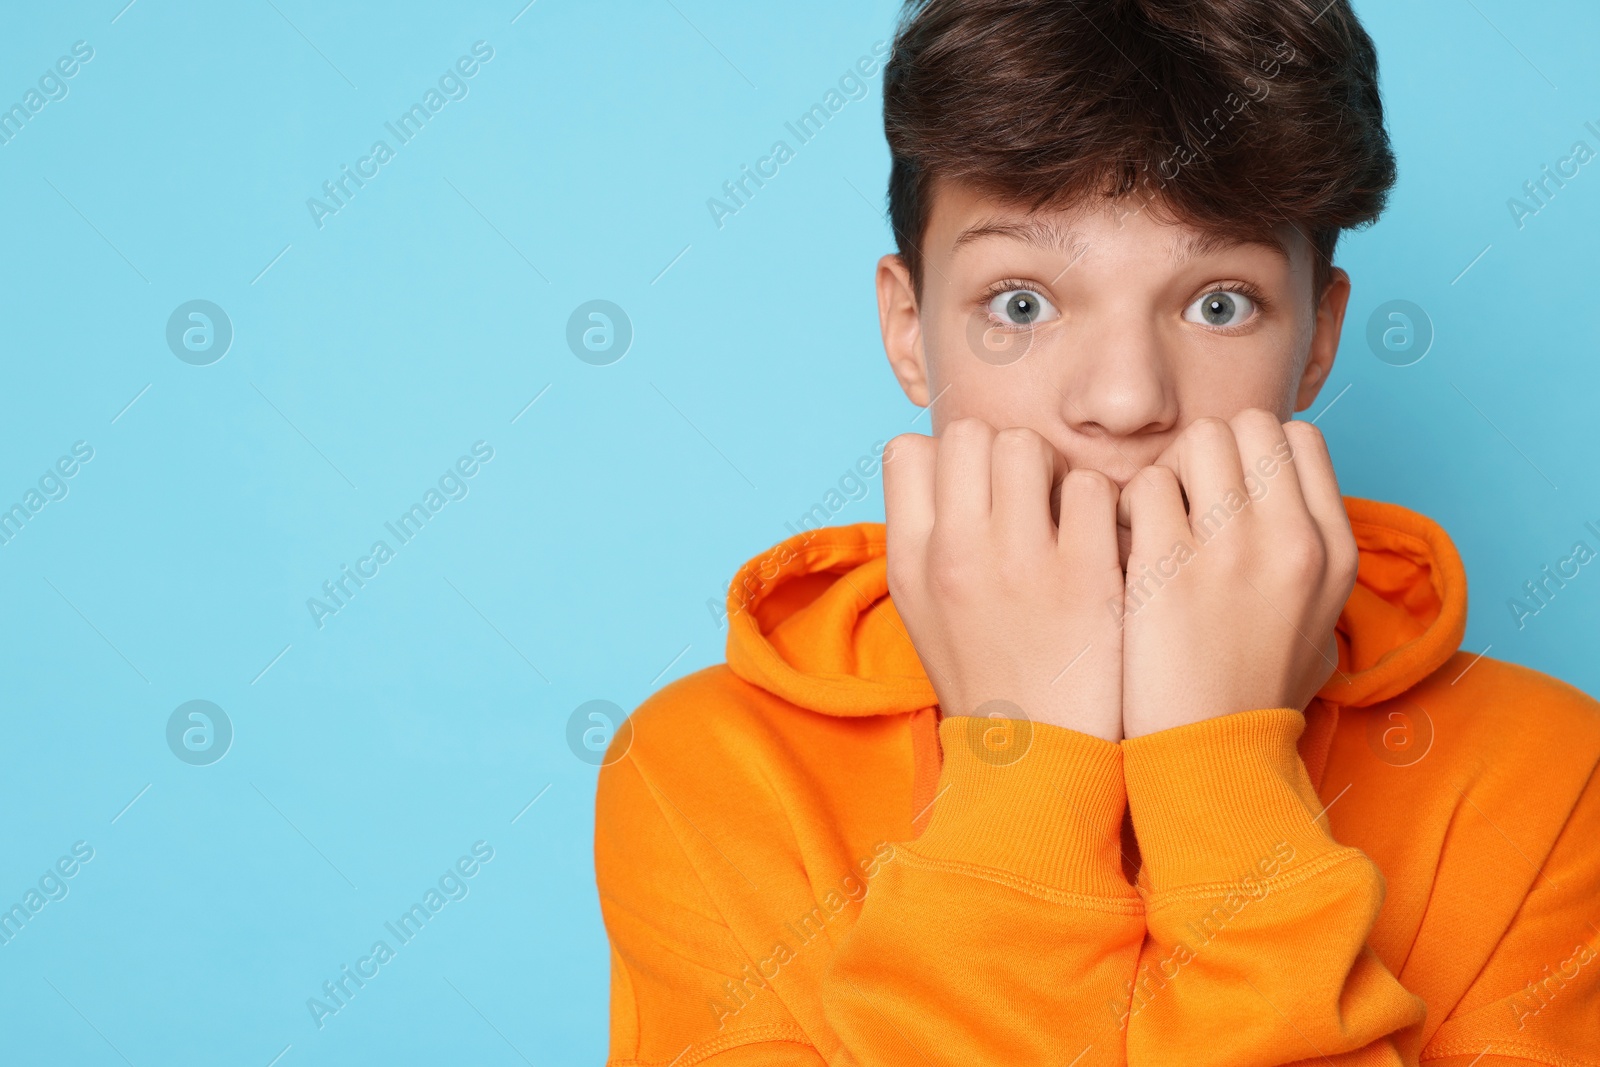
595, 496, 1600, 1066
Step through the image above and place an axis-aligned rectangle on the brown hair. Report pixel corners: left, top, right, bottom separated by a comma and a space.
882, 0, 1397, 305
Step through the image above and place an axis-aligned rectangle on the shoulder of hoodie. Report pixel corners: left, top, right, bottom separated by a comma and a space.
596, 662, 903, 821
601, 659, 902, 777
1403, 649, 1600, 789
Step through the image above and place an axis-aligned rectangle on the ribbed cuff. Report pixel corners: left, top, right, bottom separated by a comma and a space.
1121, 707, 1343, 895
913, 716, 1134, 899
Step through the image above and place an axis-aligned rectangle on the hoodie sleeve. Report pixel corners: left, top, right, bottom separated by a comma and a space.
1117, 707, 1428, 1066
819, 715, 1146, 1065
595, 746, 823, 1065
1415, 745, 1600, 1063
597, 714, 1148, 1066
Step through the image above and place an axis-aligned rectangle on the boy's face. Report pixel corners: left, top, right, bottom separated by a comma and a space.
877, 176, 1352, 559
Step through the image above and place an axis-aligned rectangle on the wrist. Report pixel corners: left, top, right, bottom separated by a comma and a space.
1120, 707, 1346, 893
1122, 693, 1303, 740
955, 699, 1122, 745
1043, 713, 1122, 743
919, 716, 1138, 897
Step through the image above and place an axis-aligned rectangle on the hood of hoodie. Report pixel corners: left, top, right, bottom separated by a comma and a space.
725, 496, 1467, 718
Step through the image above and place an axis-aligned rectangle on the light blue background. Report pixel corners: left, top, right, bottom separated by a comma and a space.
1, 1, 1595, 1063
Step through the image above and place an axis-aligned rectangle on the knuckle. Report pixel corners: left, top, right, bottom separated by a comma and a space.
923, 537, 970, 597
992, 425, 1040, 447
926, 559, 965, 600
882, 432, 927, 471
1061, 471, 1118, 519
991, 426, 1047, 463
1139, 464, 1181, 493
1185, 415, 1232, 443
1062, 466, 1116, 500
886, 571, 919, 612
884, 431, 923, 458
1278, 529, 1327, 574
1284, 417, 1324, 442
1117, 468, 1164, 511
1329, 531, 1360, 582
945, 416, 994, 443
1232, 406, 1280, 433
1282, 419, 1327, 458
1336, 551, 1360, 589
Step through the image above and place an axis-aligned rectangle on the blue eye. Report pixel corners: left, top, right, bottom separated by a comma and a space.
1186, 290, 1258, 327
986, 288, 1058, 327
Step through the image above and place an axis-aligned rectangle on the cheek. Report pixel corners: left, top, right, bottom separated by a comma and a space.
1176, 331, 1302, 420
928, 349, 1059, 438
921, 313, 989, 421
1272, 328, 1318, 416
918, 312, 958, 376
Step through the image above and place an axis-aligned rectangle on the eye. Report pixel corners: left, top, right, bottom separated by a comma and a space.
985, 286, 1059, 328
1184, 289, 1258, 328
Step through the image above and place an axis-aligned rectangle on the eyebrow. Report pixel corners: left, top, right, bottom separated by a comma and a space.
951, 217, 1088, 259
1171, 228, 1293, 267
951, 215, 1292, 266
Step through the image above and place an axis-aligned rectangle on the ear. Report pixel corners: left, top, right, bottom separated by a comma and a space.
1294, 266, 1351, 413
876, 253, 930, 408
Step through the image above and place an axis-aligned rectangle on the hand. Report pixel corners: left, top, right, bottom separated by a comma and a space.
883, 417, 1124, 743
1115, 410, 1356, 740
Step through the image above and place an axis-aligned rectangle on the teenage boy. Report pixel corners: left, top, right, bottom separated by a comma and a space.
595, 1, 1600, 1064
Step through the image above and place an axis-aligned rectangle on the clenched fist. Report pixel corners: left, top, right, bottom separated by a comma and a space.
1116, 409, 1357, 738
883, 409, 1356, 745
882, 418, 1124, 743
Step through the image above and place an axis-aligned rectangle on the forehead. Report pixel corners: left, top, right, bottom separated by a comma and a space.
926, 176, 1300, 269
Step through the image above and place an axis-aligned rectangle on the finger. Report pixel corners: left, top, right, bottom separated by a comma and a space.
935, 417, 995, 533
991, 427, 1056, 545
1118, 464, 1191, 560
1282, 420, 1354, 565
1151, 417, 1247, 543
882, 432, 936, 552
1056, 467, 1121, 574
1230, 408, 1307, 527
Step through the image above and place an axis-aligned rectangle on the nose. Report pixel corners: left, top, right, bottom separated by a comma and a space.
1056, 316, 1178, 441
